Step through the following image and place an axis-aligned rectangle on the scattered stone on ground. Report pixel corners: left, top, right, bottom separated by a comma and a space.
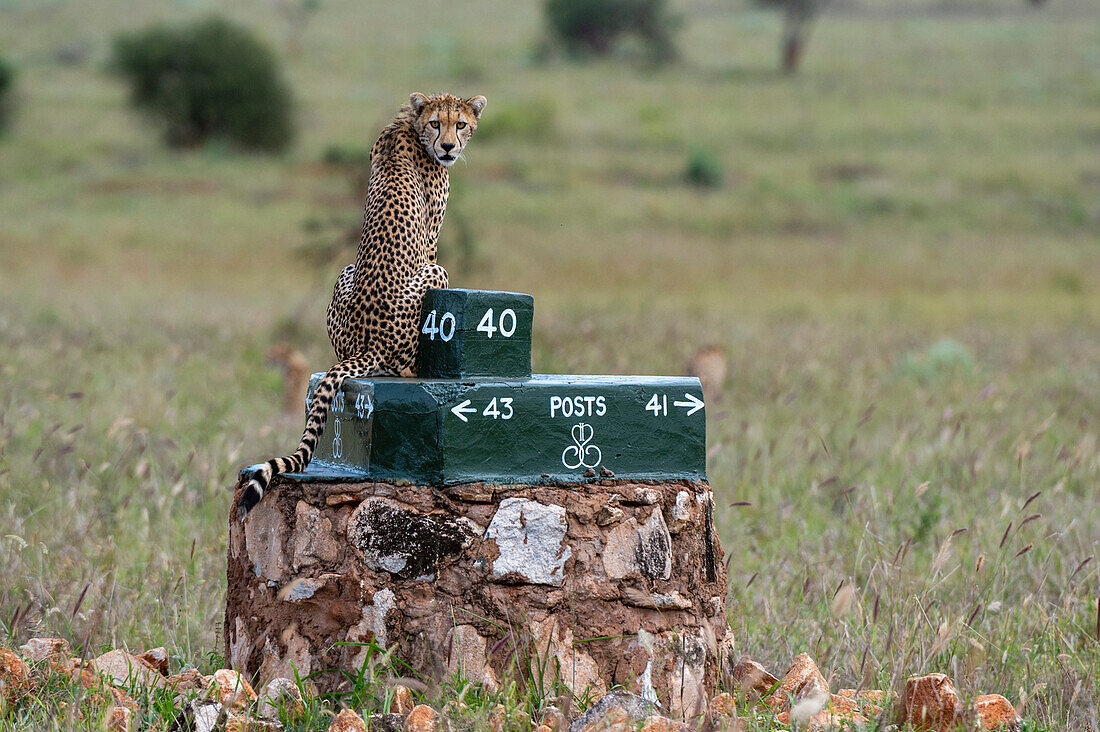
165, 668, 213, 703
0, 647, 32, 702
368, 712, 409, 732
639, 713, 690, 732
570, 690, 659, 732
581, 705, 630, 732
405, 703, 448, 732
258, 676, 306, 722
92, 649, 164, 690
898, 672, 961, 731
210, 668, 258, 710
106, 706, 132, 732
730, 655, 780, 699
708, 692, 737, 719
226, 710, 285, 731
19, 637, 71, 664
137, 646, 170, 676
766, 652, 830, 711
972, 694, 1023, 731
391, 683, 417, 715
328, 708, 368, 732
170, 699, 224, 732
540, 706, 567, 732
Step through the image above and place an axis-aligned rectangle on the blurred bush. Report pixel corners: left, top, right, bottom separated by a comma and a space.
110, 17, 294, 152
685, 146, 724, 189
544, 0, 679, 62
0, 54, 13, 132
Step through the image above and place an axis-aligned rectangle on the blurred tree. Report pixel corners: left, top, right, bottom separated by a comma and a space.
111, 17, 295, 152
544, 0, 680, 62
275, 0, 321, 58
756, 0, 832, 73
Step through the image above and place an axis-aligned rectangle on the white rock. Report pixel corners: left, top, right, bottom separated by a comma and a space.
244, 500, 289, 581
485, 498, 571, 586
347, 588, 396, 667
603, 509, 672, 581
91, 649, 163, 690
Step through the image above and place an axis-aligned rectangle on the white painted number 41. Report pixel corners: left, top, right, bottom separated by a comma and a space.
477, 308, 517, 339
646, 393, 668, 417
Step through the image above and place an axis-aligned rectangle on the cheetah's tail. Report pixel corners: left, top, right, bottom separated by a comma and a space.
237, 363, 350, 520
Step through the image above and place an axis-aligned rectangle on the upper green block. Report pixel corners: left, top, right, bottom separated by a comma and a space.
416, 289, 533, 379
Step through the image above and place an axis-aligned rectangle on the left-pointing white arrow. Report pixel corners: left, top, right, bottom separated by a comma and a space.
450, 399, 477, 422
673, 392, 705, 416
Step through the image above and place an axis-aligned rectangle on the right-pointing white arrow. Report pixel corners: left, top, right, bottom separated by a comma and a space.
673, 393, 705, 416
450, 399, 477, 422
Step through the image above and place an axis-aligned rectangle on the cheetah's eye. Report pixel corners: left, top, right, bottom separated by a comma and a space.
456, 121, 466, 130
430, 120, 440, 129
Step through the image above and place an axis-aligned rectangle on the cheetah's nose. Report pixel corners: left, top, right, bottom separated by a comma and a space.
441, 142, 455, 152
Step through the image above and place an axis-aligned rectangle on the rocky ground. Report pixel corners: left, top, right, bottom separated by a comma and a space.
1, 638, 1024, 730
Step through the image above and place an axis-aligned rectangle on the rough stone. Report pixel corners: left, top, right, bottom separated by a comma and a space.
708, 692, 737, 719
640, 715, 689, 732
392, 684, 416, 715
404, 704, 446, 732
91, 649, 163, 690
973, 694, 1022, 731
570, 691, 659, 732
835, 689, 886, 716
258, 677, 305, 722
227, 478, 728, 704
766, 653, 829, 710
898, 673, 960, 732
602, 509, 671, 581
348, 498, 476, 579
137, 647, 170, 676
293, 500, 339, 569
540, 707, 567, 732
0, 647, 32, 702
245, 500, 289, 581
485, 498, 571, 586
581, 705, 630, 732
731, 655, 779, 697
445, 625, 495, 689
170, 699, 224, 732
665, 491, 694, 534
667, 631, 708, 719
595, 506, 624, 526
368, 713, 409, 732
328, 709, 367, 732
19, 637, 72, 664
226, 712, 284, 731
210, 669, 258, 710
164, 669, 210, 700
106, 706, 132, 732
531, 616, 606, 697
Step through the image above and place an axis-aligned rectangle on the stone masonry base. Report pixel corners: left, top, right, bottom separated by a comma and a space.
226, 476, 731, 719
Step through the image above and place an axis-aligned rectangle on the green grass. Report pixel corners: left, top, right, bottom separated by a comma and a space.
0, 0, 1098, 728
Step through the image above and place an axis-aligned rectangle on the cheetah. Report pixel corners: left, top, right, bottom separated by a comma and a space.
237, 92, 487, 517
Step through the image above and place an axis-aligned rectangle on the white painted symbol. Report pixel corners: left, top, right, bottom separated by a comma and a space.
332, 417, 344, 459
646, 393, 668, 417
673, 393, 705, 416
482, 397, 514, 420
451, 399, 477, 422
355, 393, 372, 419
562, 423, 602, 470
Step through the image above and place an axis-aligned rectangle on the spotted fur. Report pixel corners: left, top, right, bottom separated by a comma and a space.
238, 92, 486, 518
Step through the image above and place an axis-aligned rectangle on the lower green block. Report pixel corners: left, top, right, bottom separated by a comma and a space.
297, 373, 706, 485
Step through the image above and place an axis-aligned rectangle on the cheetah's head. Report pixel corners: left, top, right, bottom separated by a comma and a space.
409, 92, 486, 168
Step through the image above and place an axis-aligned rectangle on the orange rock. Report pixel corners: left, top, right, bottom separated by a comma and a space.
537, 727, 552, 732
898, 673, 961, 731
329, 708, 368, 732
136, 647, 169, 676
766, 653, 830, 710
0, 647, 33, 701
731, 656, 779, 697
540, 707, 567, 732
165, 668, 211, 700
258, 676, 305, 721
709, 692, 737, 718
226, 711, 285, 731
973, 694, 1022, 730
835, 689, 886, 717
405, 704, 446, 732
210, 669, 257, 710
640, 714, 689, 732
20, 637, 72, 664
581, 705, 631, 732
106, 707, 132, 732
91, 649, 163, 690
392, 683, 416, 715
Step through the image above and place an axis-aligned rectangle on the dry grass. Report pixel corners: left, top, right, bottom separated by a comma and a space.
0, 0, 1098, 728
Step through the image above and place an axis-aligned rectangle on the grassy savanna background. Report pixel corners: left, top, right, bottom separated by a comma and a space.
1, 0, 1098, 728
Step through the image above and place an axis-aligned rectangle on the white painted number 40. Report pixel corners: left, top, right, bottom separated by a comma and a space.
477, 308, 517, 339
422, 309, 456, 342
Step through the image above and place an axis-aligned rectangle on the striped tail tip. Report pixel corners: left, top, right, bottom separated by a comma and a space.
237, 464, 269, 520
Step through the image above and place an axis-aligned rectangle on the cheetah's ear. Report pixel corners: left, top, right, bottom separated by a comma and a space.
409, 92, 430, 114
467, 95, 487, 119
